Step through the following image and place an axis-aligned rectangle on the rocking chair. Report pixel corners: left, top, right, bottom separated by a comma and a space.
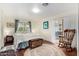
64, 29, 76, 52
58, 29, 76, 52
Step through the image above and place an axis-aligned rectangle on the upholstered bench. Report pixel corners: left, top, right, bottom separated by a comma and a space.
29, 39, 43, 49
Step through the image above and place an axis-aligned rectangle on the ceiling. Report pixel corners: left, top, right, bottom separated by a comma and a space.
0, 3, 78, 20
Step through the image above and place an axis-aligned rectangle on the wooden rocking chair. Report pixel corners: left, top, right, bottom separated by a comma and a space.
63, 29, 76, 52
58, 29, 76, 52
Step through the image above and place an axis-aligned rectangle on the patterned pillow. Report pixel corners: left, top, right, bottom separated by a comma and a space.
17, 41, 29, 50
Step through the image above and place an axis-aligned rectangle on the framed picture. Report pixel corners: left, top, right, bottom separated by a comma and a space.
15, 20, 31, 33
7, 22, 15, 28
43, 21, 49, 29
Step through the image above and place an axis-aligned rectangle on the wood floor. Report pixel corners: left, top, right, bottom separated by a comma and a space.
60, 48, 77, 56
16, 40, 77, 56
17, 49, 26, 56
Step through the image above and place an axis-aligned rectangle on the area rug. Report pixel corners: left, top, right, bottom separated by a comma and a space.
24, 44, 65, 56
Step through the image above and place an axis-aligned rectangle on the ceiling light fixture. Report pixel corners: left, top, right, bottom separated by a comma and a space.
32, 7, 40, 13
42, 3, 48, 7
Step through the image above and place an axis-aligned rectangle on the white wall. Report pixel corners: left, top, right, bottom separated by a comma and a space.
77, 16, 79, 56
77, 4, 79, 56
0, 10, 3, 49
40, 17, 55, 42
78, 15, 79, 55
31, 17, 55, 42
0, 13, 2, 49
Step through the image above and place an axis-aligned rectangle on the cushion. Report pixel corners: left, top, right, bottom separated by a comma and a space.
17, 41, 29, 50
